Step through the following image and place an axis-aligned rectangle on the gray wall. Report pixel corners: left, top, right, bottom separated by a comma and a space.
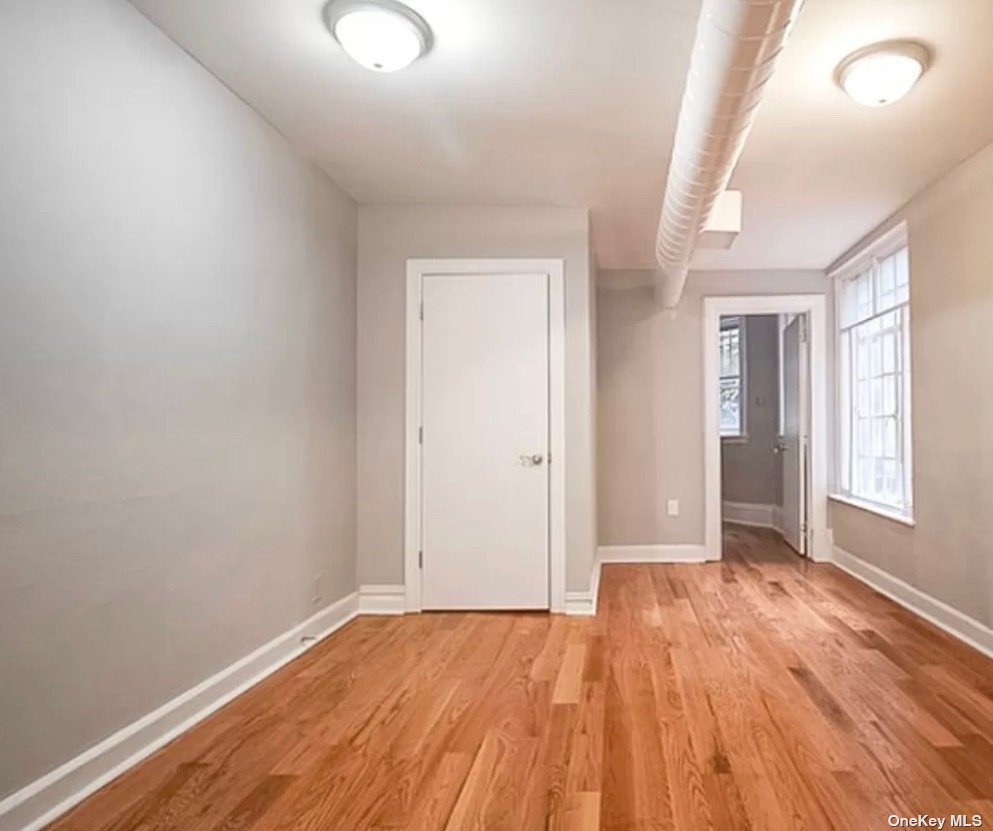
356, 205, 596, 592
0, 0, 357, 798
831, 139, 993, 628
721, 315, 780, 506
596, 269, 830, 546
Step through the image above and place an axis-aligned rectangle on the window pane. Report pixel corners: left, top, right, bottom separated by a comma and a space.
895, 247, 910, 304
882, 331, 896, 373
841, 278, 859, 327
856, 269, 873, 321
858, 417, 871, 451
872, 417, 884, 455
856, 380, 868, 415
856, 336, 871, 380
877, 253, 896, 310
719, 325, 741, 378
837, 245, 912, 513
871, 337, 883, 377
884, 417, 897, 458
719, 377, 742, 434
882, 375, 896, 416
858, 457, 872, 494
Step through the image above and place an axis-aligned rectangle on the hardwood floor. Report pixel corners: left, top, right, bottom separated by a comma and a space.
48, 526, 993, 830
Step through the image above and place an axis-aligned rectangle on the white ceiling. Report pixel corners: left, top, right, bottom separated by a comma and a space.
692, 0, 993, 271
131, 0, 993, 272
130, 0, 701, 269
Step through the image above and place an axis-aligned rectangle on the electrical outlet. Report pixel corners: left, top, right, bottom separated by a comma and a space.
667, 499, 680, 517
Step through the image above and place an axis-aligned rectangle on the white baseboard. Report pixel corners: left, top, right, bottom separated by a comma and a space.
597, 544, 707, 564
565, 543, 710, 616
565, 558, 602, 617
0, 592, 360, 831
771, 505, 785, 534
831, 546, 993, 661
722, 501, 775, 528
358, 584, 406, 615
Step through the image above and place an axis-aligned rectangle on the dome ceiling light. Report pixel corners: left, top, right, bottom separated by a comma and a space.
325, 0, 432, 73
836, 40, 931, 108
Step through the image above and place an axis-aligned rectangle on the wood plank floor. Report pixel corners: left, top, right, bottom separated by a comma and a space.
48, 526, 993, 830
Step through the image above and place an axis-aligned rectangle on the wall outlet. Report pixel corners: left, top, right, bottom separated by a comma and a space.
667, 499, 680, 517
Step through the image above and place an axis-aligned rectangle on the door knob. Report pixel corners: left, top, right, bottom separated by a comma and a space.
520, 454, 545, 466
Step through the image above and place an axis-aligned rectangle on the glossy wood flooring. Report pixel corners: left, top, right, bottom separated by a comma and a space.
49, 526, 993, 830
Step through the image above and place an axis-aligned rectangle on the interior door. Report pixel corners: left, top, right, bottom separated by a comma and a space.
420, 271, 549, 609
779, 314, 808, 555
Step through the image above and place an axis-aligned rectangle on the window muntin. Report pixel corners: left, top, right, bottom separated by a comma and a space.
719, 318, 745, 437
837, 240, 913, 515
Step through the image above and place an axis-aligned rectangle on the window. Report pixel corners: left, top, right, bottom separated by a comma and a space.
835, 227, 913, 515
719, 317, 746, 437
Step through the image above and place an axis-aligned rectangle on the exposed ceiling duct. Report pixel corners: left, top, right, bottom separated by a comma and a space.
698, 188, 743, 249
654, 0, 805, 307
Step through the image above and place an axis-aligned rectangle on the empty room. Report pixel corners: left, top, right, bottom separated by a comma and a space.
2, 0, 993, 829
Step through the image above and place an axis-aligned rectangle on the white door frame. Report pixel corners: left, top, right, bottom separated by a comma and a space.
405, 258, 567, 613
703, 294, 829, 562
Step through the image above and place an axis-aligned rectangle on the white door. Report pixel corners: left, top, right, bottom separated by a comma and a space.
779, 315, 809, 555
420, 272, 549, 609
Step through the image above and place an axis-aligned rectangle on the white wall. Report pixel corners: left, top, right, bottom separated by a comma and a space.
597, 269, 830, 545
0, 0, 357, 799
356, 205, 596, 592
830, 140, 993, 629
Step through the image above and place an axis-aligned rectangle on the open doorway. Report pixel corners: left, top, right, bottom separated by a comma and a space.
703, 295, 828, 562
717, 313, 810, 557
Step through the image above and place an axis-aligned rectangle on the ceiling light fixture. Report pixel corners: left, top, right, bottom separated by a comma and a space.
836, 40, 931, 107
325, 0, 432, 73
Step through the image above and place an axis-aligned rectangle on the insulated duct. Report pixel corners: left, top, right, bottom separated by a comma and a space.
654, 0, 804, 307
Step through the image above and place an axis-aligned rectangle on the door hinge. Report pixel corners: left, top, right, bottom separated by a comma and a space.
419, 303, 424, 321
419, 426, 423, 444
547, 452, 552, 464
799, 315, 808, 343
418, 550, 423, 569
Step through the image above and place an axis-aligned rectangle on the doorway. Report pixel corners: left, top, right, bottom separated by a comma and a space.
703, 295, 829, 562
404, 259, 567, 612
716, 313, 810, 556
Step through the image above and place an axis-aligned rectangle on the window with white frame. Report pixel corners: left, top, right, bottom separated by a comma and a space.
719, 317, 746, 438
835, 228, 913, 515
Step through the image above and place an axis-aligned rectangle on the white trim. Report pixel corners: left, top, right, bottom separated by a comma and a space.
828, 493, 915, 527
597, 544, 708, 563
703, 294, 829, 563
358, 584, 407, 615
722, 501, 775, 528
0, 593, 360, 831
828, 221, 908, 283
771, 504, 785, 536
565, 557, 602, 617
831, 546, 993, 661
404, 259, 567, 614
566, 543, 711, 616
831, 230, 914, 521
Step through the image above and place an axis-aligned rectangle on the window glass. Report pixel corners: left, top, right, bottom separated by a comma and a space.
719, 319, 745, 437
836, 242, 913, 515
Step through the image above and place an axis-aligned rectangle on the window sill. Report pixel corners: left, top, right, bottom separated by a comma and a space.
828, 493, 915, 527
